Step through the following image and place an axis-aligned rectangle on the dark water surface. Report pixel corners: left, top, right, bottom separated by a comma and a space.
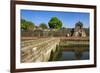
49, 46, 89, 61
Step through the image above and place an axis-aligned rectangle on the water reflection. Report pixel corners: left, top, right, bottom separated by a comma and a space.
58, 51, 76, 61
49, 46, 89, 61
81, 51, 89, 59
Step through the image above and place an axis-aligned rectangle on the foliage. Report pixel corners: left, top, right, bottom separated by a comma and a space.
21, 19, 27, 30
71, 28, 74, 36
21, 19, 35, 30
39, 23, 48, 29
48, 17, 62, 29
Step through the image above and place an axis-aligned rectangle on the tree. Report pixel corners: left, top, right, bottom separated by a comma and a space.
27, 21, 35, 30
71, 28, 74, 36
48, 17, 62, 29
21, 19, 27, 30
39, 23, 48, 29
21, 19, 35, 30
75, 21, 83, 28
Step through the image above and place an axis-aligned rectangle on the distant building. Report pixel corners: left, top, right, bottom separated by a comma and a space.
72, 22, 87, 37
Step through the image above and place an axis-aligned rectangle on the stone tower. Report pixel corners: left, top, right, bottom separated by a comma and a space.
72, 21, 86, 37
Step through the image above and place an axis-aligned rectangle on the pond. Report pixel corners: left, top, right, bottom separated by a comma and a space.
49, 46, 89, 61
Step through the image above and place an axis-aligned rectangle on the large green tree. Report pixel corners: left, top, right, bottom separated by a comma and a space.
21, 19, 35, 30
21, 19, 27, 30
48, 17, 62, 29
39, 23, 48, 29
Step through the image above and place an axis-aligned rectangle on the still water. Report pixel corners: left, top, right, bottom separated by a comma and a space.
49, 47, 89, 61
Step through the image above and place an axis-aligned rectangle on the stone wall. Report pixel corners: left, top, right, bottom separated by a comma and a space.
72, 25, 87, 37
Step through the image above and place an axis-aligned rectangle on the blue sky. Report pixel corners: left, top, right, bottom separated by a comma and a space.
21, 9, 90, 28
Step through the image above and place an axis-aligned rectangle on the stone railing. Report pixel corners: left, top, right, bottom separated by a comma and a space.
21, 38, 60, 63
